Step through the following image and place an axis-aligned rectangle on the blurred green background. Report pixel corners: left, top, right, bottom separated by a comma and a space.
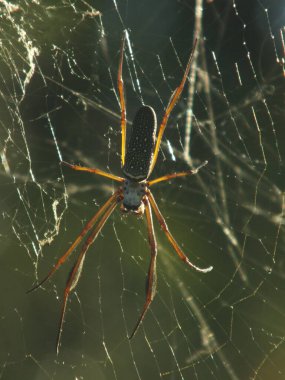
0, 0, 284, 379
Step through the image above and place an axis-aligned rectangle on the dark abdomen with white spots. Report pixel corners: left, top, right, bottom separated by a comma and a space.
123, 105, 157, 181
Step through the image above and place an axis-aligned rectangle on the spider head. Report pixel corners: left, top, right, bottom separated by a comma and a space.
121, 179, 146, 215
120, 201, 145, 216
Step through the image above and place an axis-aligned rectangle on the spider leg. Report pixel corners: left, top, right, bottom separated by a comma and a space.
148, 160, 208, 186
149, 38, 198, 175
56, 196, 121, 354
129, 196, 157, 339
27, 190, 122, 293
147, 190, 213, 273
61, 161, 124, 182
117, 31, 127, 167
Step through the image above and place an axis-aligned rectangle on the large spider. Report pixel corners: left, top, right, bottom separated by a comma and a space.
28, 33, 213, 353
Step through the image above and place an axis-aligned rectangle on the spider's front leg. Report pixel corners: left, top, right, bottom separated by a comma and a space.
129, 196, 158, 339
27, 190, 123, 294
56, 192, 123, 354
148, 190, 213, 273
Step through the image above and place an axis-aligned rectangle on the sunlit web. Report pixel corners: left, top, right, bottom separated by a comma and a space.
0, 0, 284, 379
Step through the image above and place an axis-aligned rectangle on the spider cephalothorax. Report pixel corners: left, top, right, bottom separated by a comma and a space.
28, 31, 212, 354
121, 179, 146, 213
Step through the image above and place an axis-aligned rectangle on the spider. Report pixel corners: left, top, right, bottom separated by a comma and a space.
28, 32, 213, 354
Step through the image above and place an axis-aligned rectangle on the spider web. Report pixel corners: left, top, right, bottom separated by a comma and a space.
0, 0, 284, 379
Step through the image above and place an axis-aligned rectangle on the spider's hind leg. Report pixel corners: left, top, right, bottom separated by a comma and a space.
61, 161, 124, 182
148, 160, 208, 187
149, 38, 198, 175
117, 31, 127, 167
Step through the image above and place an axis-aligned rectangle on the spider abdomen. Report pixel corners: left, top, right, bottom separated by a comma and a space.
123, 105, 157, 181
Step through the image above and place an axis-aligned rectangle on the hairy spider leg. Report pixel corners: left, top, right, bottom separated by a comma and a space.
148, 160, 208, 187
128, 197, 158, 339
147, 190, 213, 273
27, 190, 122, 293
149, 38, 198, 175
61, 161, 124, 182
118, 32, 127, 167
56, 196, 121, 354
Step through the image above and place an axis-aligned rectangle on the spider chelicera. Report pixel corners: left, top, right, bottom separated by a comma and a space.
28, 33, 213, 353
